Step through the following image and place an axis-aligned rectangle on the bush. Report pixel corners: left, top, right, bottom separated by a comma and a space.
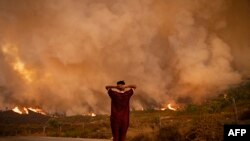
156, 126, 182, 141
185, 114, 223, 141
48, 118, 61, 128
239, 107, 250, 120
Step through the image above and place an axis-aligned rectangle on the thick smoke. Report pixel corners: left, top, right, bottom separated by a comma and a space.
0, 0, 249, 115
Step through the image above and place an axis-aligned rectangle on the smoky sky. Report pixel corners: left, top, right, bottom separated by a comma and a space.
0, 0, 249, 115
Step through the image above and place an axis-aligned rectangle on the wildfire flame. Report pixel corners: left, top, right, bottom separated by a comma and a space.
12, 106, 29, 114
160, 103, 177, 111
1, 44, 34, 83
91, 113, 96, 117
28, 107, 46, 115
167, 104, 177, 111
160, 107, 167, 111
12, 106, 46, 115
82, 112, 97, 117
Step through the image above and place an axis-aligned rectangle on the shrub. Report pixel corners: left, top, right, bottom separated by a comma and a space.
156, 126, 182, 141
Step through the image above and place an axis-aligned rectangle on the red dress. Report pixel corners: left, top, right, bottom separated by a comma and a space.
108, 88, 134, 141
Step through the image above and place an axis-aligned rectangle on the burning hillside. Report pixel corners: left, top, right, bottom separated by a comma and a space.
11, 106, 46, 115
0, 109, 49, 124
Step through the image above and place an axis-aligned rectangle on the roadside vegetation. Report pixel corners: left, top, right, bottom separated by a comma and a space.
1, 80, 250, 141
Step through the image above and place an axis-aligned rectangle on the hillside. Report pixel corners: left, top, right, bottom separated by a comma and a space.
0, 80, 250, 140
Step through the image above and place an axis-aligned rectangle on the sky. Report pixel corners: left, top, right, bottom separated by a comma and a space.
0, 0, 249, 115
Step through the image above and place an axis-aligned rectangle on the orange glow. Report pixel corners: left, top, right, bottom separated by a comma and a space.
160, 103, 178, 111
167, 104, 177, 111
12, 106, 22, 114
12, 106, 29, 114
83, 112, 97, 117
2, 44, 33, 83
160, 107, 167, 111
91, 113, 96, 117
28, 107, 46, 115
12, 106, 46, 115
23, 107, 29, 114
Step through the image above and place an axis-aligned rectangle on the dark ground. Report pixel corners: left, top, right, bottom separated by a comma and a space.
0, 136, 111, 141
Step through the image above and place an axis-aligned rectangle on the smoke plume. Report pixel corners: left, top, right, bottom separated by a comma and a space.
0, 0, 249, 115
